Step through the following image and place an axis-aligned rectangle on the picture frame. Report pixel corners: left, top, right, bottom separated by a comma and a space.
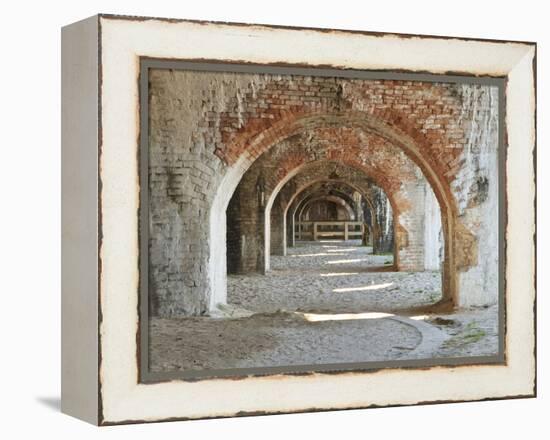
61, 14, 536, 425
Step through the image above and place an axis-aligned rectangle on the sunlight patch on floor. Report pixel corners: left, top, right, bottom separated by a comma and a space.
319, 272, 359, 277
326, 258, 369, 264
333, 282, 394, 293
297, 311, 394, 322
291, 252, 346, 257
410, 315, 429, 321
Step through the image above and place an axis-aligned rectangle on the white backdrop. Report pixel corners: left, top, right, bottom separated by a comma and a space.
0, 0, 546, 437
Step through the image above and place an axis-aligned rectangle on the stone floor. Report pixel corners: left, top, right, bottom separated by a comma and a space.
149, 240, 499, 373
150, 313, 422, 371
229, 240, 442, 313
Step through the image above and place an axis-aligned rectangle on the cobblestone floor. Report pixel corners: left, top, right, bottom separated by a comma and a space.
228, 240, 442, 313
427, 305, 500, 358
149, 240, 499, 372
150, 312, 421, 372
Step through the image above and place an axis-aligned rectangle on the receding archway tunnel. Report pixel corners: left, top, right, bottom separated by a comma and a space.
225, 150, 444, 314
146, 68, 500, 372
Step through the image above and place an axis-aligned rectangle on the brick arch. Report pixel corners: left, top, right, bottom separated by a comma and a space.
228, 110, 454, 209
210, 110, 457, 310
299, 195, 356, 221
292, 184, 363, 224
286, 179, 384, 253
266, 162, 400, 271
225, 132, 415, 274
285, 179, 379, 224
295, 189, 360, 221
267, 158, 404, 222
291, 184, 360, 220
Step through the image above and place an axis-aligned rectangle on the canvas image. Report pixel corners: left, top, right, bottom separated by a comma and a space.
140, 62, 503, 379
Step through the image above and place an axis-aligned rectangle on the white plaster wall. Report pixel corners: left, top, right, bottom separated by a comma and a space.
423, 184, 443, 271
396, 175, 426, 272
454, 86, 500, 307
457, 147, 499, 307
209, 154, 254, 310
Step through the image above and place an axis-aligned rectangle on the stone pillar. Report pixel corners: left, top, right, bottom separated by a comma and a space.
286, 209, 295, 248
424, 184, 443, 270
226, 177, 266, 274
370, 189, 394, 254
396, 180, 426, 272
455, 85, 499, 307
270, 201, 285, 256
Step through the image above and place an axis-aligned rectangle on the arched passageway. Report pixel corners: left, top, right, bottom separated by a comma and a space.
146, 67, 500, 372
147, 69, 498, 316
284, 180, 393, 255
219, 114, 454, 312
225, 148, 443, 314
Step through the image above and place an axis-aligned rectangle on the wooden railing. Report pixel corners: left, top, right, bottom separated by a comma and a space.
295, 221, 364, 241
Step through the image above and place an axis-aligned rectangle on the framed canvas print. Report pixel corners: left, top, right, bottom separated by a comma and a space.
61, 14, 536, 425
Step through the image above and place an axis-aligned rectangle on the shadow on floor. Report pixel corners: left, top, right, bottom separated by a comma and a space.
36, 396, 61, 412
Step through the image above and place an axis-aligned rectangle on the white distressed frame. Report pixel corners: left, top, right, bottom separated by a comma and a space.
66, 15, 536, 425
